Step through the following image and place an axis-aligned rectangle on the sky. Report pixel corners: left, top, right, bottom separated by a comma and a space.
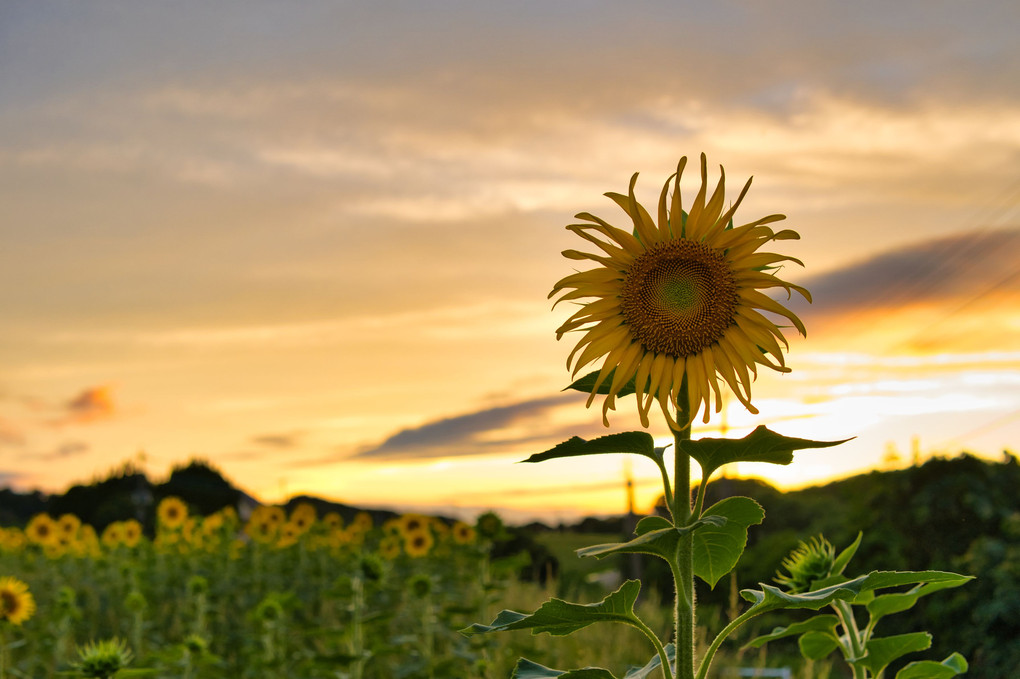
2, 1, 1019, 524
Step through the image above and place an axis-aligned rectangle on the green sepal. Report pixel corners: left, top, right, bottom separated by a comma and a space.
693, 497, 765, 588
566, 369, 640, 398
895, 653, 968, 679
742, 614, 840, 650
461, 580, 642, 637
511, 659, 617, 679
853, 632, 931, 677
831, 532, 862, 576
680, 425, 851, 481
522, 432, 661, 466
576, 516, 724, 561
799, 631, 842, 660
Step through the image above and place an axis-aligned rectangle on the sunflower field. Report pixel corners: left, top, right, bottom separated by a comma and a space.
0, 498, 674, 679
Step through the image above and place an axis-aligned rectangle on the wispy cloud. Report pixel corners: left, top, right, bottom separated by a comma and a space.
349, 393, 583, 461
250, 431, 303, 449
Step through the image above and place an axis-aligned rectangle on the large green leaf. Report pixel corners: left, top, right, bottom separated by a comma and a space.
867, 577, 973, 628
743, 614, 840, 649
741, 571, 972, 618
895, 653, 968, 679
512, 659, 617, 679
693, 497, 764, 588
508, 645, 676, 679
577, 515, 724, 562
566, 369, 641, 397
680, 426, 851, 480
799, 631, 841, 660
740, 578, 865, 615
461, 580, 642, 637
853, 633, 931, 677
522, 432, 661, 466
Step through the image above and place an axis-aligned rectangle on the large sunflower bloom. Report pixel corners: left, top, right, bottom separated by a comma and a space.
0, 576, 36, 625
551, 155, 810, 430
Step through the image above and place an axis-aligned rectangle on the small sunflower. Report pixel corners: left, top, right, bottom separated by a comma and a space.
0, 576, 36, 625
451, 521, 476, 545
774, 535, 836, 593
57, 514, 82, 542
156, 497, 188, 530
120, 519, 143, 548
551, 155, 810, 430
289, 502, 317, 534
379, 534, 402, 560
322, 511, 344, 531
25, 513, 58, 546
403, 530, 434, 558
398, 513, 428, 538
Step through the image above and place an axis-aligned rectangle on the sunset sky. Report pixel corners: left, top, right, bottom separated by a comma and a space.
2, 1, 1019, 524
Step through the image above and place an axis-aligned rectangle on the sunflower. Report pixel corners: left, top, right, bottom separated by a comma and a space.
25, 513, 58, 546
156, 497, 188, 530
397, 513, 428, 538
451, 521, 476, 545
403, 530, 434, 558
121, 519, 143, 548
379, 534, 402, 560
0, 576, 36, 625
288, 502, 317, 534
57, 514, 82, 542
551, 154, 810, 430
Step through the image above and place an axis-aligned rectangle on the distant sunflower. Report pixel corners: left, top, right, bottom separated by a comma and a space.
25, 513, 58, 546
156, 497, 188, 530
121, 519, 143, 548
0, 576, 36, 625
403, 530, 434, 558
451, 521, 476, 545
551, 154, 810, 430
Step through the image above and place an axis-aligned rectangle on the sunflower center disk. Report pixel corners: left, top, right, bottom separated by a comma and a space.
620, 240, 738, 357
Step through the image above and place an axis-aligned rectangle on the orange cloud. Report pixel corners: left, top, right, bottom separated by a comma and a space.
61, 386, 117, 425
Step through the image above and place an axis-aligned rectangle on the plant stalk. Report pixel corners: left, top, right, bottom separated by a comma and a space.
673, 377, 695, 679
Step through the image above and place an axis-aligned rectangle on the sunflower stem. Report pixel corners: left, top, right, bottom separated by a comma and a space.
672, 377, 695, 679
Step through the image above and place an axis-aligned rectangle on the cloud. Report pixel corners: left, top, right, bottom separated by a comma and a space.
349, 393, 583, 461
250, 432, 303, 449
39, 441, 90, 461
0, 418, 26, 448
792, 228, 1020, 318
58, 386, 117, 425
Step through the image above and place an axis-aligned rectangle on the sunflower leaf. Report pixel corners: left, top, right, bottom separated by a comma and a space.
692, 497, 764, 588
566, 369, 644, 398
511, 659, 618, 679
742, 614, 841, 650
624, 644, 675, 678
799, 631, 842, 660
851, 633, 932, 677
895, 653, 968, 679
577, 516, 724, 561
680, 425, 851, 481
461, 580, 642, 637
521, 432, 663, 466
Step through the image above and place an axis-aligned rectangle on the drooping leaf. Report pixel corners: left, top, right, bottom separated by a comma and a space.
577, 517, 724, 562
693, 497, 764, 588
680, 425, 851, 481
566, 369, 641, 398
740, 578, 865, 615
852, 633, 931, 677
798, 631, 842, 660
743, 614, 840, 649
511, 658, 618, 679
522, 432, 661, 466
867, 577, 973, 628
461, 580, 642, 637
895, 653, 968, 679
623, 644, 675, 678
852, 570, 974, 600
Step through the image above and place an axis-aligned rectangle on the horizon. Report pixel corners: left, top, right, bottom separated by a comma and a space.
2, 2, 1019, 522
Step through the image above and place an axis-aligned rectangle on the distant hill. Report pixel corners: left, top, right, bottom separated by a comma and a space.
0, 459, 399, 533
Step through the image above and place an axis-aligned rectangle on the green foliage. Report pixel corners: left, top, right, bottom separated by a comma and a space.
692, 497, 764, 589
680, 426, 851, 482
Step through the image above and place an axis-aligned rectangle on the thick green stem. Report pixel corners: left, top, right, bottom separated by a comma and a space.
673, 378, 695, 679
834, 601, 867, 679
